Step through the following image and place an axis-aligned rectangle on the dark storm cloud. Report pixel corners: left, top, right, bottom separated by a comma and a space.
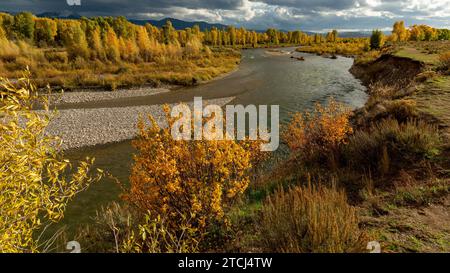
0, 0, 242, 14
249, 0, 357, 10
0, 0, 448, 31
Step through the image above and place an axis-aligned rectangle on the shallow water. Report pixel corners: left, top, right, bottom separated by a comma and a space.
60, 48, 367, 233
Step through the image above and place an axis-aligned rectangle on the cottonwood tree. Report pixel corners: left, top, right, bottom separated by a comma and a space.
370, 30, 384, 49
13, 12, 35, 40
34, 18, 57, 46
392, 21, 409, 42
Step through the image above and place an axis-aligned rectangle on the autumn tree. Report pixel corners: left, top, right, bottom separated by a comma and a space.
423, 25, 438, 41
228, 26, 237, 46
57, 20, 89, 60
112, 16, 134, 39
252, 31, 258, 48
314, 33, 322, 44
162, 20, 177, 44
266, 28, 279, 45
34, 18, 57, 46
326, 30, 338, 42
13, 12, 35, 40
0, 13, 14, 39
392, 21, 408, 42
0, 20, 5, 40
370, 29, 384, 49
185, 35, 203, 58
438, 29, 450, 40
409, 25, 425, 41
86, 26, 106, 60
104, 26, 120, 62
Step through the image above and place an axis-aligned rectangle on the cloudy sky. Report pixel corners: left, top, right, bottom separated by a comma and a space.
1, 0, 449, 31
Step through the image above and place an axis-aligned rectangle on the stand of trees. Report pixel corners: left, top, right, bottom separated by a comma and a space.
388, 21, 450, 43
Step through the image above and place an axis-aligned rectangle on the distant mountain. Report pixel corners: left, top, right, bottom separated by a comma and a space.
37, 12, 82, 19
338, 31, 373, 38
130, 17, 228, 31
341, 31, 392, 38
36, 13, 228, 31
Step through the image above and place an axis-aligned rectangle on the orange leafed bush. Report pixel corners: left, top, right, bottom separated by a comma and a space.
125, 107, 264, 233
283, 98, 353, 166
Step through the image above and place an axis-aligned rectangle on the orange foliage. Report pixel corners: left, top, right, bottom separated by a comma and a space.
125, 106, 264, 232
284, 98, 353, 166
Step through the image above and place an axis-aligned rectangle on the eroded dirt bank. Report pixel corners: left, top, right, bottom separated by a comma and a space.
350, 54, 424, 88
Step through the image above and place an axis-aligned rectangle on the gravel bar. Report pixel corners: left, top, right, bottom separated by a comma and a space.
44, 97, 235, 150
49, 87, 171, 105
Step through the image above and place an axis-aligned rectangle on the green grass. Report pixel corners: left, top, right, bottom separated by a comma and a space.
393, 41, 450, 66
394, 47, 440, 65
411, 76, 450, 139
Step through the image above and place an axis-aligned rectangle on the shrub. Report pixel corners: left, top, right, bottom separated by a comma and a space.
76, 203, 137, 253
126, 212, 203, 253
363, 99, 418, 125
76, 203, 202, 253
384, 99, 418, 123
125, 107, 263, 239
45, 50, 68, 64
345, 119, 441, 178
259, 183, 366, 253
438, 51, 450, 72
0, 73, 102, 252
283, 98, 353, 168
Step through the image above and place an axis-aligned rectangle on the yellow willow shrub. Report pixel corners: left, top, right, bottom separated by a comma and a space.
0, 73, 102, 253
283, 98, 353, 167
260, 183, 366, 253
125, 107, 264, 233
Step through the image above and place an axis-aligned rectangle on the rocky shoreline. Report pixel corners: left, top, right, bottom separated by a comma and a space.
49, 86, 171, 105
43, 90, 235, 150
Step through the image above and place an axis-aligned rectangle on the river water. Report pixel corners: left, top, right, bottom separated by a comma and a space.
60, 48, 367, 233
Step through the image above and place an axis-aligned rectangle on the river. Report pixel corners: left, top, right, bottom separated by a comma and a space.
59, 47, 367, 234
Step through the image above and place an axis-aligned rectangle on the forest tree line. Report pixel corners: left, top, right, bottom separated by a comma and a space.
1, 12, 449, 63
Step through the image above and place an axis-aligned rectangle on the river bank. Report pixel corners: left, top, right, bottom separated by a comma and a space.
348, 43, 450, 252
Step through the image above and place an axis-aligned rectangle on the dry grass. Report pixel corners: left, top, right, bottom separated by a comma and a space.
0, 44, 240, 89
259, 182, 366, 253
345, 119, 441, 180
438, 51, 450, 72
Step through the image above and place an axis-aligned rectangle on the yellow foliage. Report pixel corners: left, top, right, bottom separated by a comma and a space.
0, 73, 102, 252
284, 98, 353, 167
125, 107, 263, 234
